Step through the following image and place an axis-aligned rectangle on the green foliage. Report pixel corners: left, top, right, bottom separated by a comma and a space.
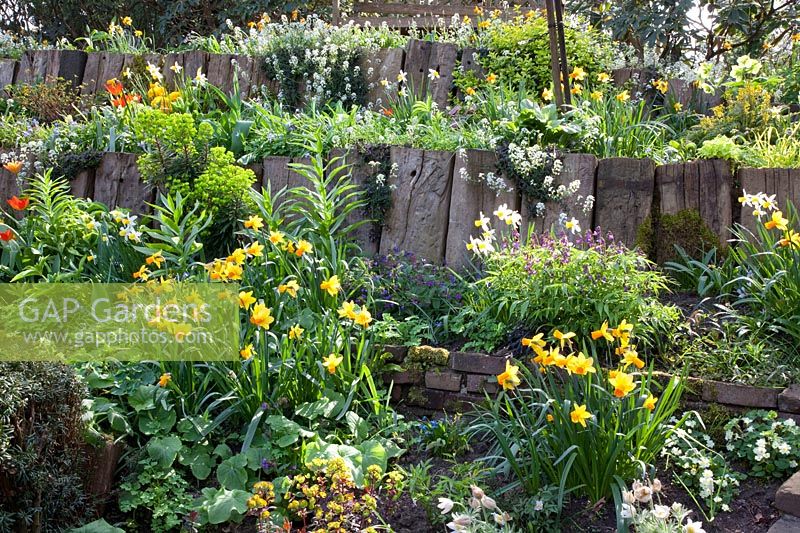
467, 229, 671, 354
410, 415, 470, 459
637, 209, 722, 265
466, 12, 614, 94
724, 410, 800, 479
697, 135, 745, 162
0, 170, 104, 281
694, 82, 784, 143
119, 456, 193, 532
0, 362, 92, 531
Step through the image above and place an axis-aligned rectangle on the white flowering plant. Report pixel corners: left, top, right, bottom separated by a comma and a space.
620, 478, 707, 533
661, 416, 742, 519
724, 410, 800, 479
437, 485, 515, 532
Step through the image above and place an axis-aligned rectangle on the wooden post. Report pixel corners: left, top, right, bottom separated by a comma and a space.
554, 0, 571, 106
544, 0, 564, 106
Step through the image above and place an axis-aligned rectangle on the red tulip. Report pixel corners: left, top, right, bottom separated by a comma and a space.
7, 196, 29, 211
0, 229, 14, 241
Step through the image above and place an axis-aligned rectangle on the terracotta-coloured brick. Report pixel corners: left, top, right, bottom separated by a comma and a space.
449, 352, 507, 375
425, 371, 462, 392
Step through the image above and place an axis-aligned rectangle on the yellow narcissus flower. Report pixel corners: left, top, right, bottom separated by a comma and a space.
553, 329, 575, 347
338, 300, 357, 320
320, 275, 341, 297
465, 87, 476, 96
121, 16, 133, 26
278, 279, 300, 298
643, 394, 658, 411
569, 66, 586, 81
158, 373, 172, 387
269, 230, 284, 244
591, 320, 613, 342
497, 360, 521, 391
486, 73, 498, 84
295, 240, 313, 256
541, 87, 553, 101
765, 210, 789, 231
354, 307, 372, 328
570, 84, 583, 96
621, 348, 645, 370
133, 264, 150, 281
779, 230, 800, 248
238, 290, 256, 309
616, 90, 630, 102
609, 371, 636, 398
245, 215, 264, 231
322, 353, 343, 374
145, 250, 164, 267
570, 404, 592, 427
227, 248, 247, 265
522, 333, 546, 349
250, 303, 275, 330
246, 242, 264, 257
653, 79, 669, 94
240, 343, 254, 359
566, 352, 596, 376
612, 319, 633, 340
224, 262, 243, 280
590, 90, 603, 101
288, 324, 304, 340
597, 72, 611, 83
673, 102, 683, 112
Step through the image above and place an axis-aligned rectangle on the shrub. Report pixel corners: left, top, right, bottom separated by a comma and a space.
0, 362, 92, 531
6, 78, 84, 123
461, 12, 614, 94
693, 82, 784, 143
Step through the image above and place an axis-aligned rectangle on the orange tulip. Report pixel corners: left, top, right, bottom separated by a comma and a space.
3, 161, 22, 175
105, 78, 124, 96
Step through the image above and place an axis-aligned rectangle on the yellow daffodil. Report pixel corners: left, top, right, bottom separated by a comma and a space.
354, 307, 372, 328
616, 90, 630, 102
566, 352, 596, 376
609, 371, 636, 398
121, 16, 133, 26
779, 230, 800, 248
244, 215, 264, 231
765, 210, 789, 231
250, 303, 275, 330
591, 321, 613, 342
673, 102, 683, 112
643, 394, 658, 411
597, 72, 611, 83
570, 404, 592, 427
522, 333, 546, 349
611, 319, 633, 340
278, 279, 300, 298
246, 242, 264, 257
238, 290, 256, 309
224, 262, 243, 280
227, 248, 247, 265
240, 344, 254, 359
288, 324, 304, 340
497, 360, 521, 391
133, 264, 150, 281
486, 73, 498, 84
570, 84, 583, 96
322, 353, 343, 374
295, 240, 313, 256
653, 79, 669, 94
553, 329, 576, 347
569, 66, 587, 81
268, 230, 284, 244
542, 87, 553, 101
590, 90, 603, 101
320, 275, 341, 297
621, 348, 645, 370
158, 372, 172, 387
465, 87, 476, 96
546, 413, 554, 422
145, 250, 164, 267
338, 300, 357, 320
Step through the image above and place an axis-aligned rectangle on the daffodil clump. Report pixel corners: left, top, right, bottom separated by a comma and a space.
468, 323, 685, 503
